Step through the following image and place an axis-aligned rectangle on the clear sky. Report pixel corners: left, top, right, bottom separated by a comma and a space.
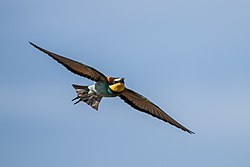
1, 0, 250, 166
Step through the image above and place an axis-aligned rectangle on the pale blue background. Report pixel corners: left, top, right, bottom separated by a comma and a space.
1, 0, 250, 166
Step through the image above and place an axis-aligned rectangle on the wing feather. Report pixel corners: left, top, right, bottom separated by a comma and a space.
30, 42, 107, 82
120, 88, 194, 134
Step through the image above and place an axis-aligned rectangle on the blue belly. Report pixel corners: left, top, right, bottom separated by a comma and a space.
95, 81, 120, 97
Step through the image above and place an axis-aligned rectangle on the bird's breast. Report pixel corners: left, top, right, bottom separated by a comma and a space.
94, 81, 120, 97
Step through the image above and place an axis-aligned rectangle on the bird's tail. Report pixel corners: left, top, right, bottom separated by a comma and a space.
72, 84, 102, 110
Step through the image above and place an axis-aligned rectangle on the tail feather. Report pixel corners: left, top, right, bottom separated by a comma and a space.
73, 99, 81, 105
72, 96, 80, 101
72, 84, 102, 110
72, 84, 88, 90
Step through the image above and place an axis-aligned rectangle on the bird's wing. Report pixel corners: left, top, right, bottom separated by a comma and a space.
119, 88, 194, 134
30, 42, 107, 82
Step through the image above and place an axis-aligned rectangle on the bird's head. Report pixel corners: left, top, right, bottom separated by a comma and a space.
107, 77, 125, 93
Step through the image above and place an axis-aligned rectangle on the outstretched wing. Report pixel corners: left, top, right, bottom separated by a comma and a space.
30, 42, 107, 82
119, 88, 194, 134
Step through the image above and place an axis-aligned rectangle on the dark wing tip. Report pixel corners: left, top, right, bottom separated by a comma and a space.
29, 41, 37, 48
29, 41, 44, 52
186, 129, 195, 135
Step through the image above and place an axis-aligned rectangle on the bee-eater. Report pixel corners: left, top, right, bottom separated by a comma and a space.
30, 42, 194, 134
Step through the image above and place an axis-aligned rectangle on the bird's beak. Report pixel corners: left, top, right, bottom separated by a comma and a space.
121, 77, 125, 83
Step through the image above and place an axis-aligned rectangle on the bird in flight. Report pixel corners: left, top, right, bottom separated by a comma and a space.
30, 42, 194, 134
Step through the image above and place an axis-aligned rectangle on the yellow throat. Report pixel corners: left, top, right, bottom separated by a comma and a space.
109, 83, 125, 93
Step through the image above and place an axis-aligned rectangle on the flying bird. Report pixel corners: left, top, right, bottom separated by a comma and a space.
30, 42, 194, 134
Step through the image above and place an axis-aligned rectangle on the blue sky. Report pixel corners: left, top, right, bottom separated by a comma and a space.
1, 0, 250, 166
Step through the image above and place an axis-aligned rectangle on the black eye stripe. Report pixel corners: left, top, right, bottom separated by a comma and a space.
113, 78, 124, 84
